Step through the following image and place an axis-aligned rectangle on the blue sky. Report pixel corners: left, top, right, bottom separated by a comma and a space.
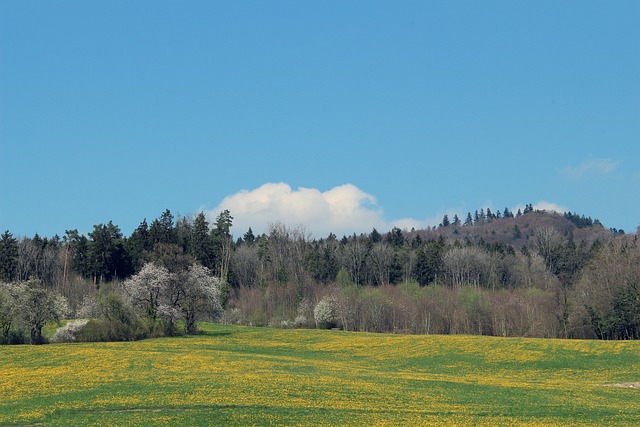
1, 1, 639, 238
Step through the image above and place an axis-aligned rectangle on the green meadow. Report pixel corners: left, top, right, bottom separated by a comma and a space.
1, 324, 639, 426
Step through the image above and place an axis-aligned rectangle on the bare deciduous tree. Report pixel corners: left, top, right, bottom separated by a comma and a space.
443, 246, 490, 288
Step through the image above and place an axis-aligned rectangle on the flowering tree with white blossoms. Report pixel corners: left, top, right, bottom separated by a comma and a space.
15, 279, 69, 344
179, 264, 222, 334
314, 295, 337, 329
123, 262, 222, 335
122, 262, 171, 323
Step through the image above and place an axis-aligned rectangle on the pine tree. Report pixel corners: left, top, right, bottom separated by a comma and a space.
126, 220, 150, 272
0, 231, 18, 282
370, 228, 382, 243
243, 227, 256, 245
464, 212, 473, 226
486, 208, 493, 221
385, 227, 404, 247
192, 212, 215, 269
512, 225, 522, 239
149, 209, 177, 246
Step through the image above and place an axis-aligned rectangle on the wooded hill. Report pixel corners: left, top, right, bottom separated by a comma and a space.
1, 206, 638, 341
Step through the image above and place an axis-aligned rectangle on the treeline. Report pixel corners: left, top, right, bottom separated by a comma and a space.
0, 206, 638, 341
0, 209, 229, 344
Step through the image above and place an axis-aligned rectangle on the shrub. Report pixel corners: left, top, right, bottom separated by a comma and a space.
51, 319, 90, 343
314, 296, 337, 329
75, 318, 148, 342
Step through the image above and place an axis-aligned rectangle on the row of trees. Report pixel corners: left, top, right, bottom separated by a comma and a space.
0, 261, 222, 344
227, 235, 639, 340
1, 205, 637, 341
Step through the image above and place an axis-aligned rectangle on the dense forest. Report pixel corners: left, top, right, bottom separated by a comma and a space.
1, 206, 638, 343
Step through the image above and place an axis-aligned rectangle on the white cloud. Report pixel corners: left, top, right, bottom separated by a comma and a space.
563, 158, 618, 178
207, 183, 390, 237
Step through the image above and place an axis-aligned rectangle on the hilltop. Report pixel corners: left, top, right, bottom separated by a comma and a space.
406, 209, 619, 250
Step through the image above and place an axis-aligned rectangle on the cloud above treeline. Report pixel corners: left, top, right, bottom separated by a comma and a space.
563, 158, 618, 178
206, 183, 388, 237
205, 183, 570, 238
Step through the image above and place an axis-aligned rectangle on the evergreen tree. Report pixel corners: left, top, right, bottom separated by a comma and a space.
414, 240, 444, 286
243, 227, 256, 245
0, 231, 18, 282
385, 227, 404, 247
464, 212, 473, 226
512, 225, 522, 239
440, 215, 450, 228
88, 222, 131, 284
370, 228, 382, 243
175, 216, 193, 254
126, 220, 150, 272
149, 209, 177, 247
65, 230, 92, 279
452, 214, 461, 226
191, 212, 215, 269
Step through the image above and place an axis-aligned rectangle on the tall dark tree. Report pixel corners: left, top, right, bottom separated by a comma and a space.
414, 240, 444, 286
149, 209, 177, 247
308, 240, 339, 284
385, 227, 405, 248
88, 222, 131, 284
512, 225, 522, 239
65, 230, 92, 279
464, 212, 474, 226
486, 208, 493, 221
242, 227, 256, 245
126, 219, 151, 273
0, 231, 18, 282
370, 228, 382, 243
191, 212, 215, 269
175, 216, 193, 254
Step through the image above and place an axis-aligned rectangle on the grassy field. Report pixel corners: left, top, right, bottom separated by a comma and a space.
1, 324, 639, 426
